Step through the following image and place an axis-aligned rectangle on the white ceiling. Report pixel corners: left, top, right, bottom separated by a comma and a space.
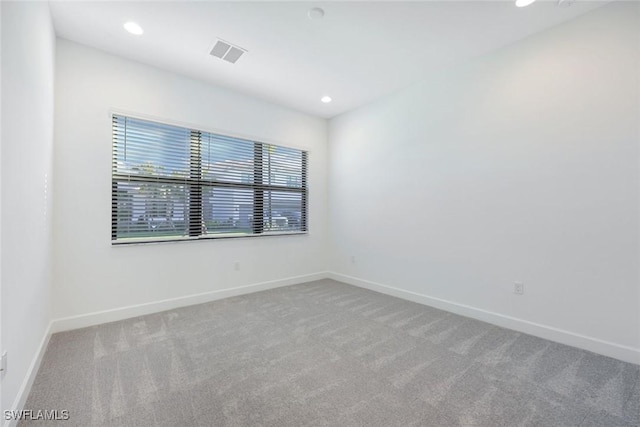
50, 0, 608, 118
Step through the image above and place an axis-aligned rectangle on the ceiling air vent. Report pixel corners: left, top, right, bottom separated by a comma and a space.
210, 39, 247, 64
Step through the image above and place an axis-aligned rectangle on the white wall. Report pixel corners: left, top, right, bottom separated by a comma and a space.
1, 0, 3, 411
53, 40, 328, 321
1, 0, 55, 414
329, 2, 639, 362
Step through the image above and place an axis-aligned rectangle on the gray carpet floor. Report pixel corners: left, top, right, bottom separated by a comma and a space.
21, 279, 640, 426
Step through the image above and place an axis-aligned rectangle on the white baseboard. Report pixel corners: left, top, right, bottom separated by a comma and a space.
51, 272, 329, 333
4, 321, 53, 427
10, 269, 637, 426
328, 272, 640, 365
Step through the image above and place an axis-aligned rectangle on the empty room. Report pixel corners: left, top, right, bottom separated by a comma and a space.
1, 0, 639, 425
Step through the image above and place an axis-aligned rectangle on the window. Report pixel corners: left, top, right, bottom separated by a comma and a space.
112, 115, 308, 244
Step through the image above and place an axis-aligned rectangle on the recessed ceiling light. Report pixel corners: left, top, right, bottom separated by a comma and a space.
515, 0, 536, 7
124, 21, 144, 35
308, 7, 325, 20
321, 96, 332, 103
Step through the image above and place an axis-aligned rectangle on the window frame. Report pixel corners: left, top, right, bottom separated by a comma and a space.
111, 113, 309, 245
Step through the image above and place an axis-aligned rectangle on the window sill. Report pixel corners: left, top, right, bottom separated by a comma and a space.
111, 231, 309, 246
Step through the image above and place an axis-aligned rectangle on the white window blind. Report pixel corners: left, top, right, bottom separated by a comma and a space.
112, 115, 308, 243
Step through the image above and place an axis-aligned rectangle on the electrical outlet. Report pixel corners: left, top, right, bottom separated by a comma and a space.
514, 282, 524, 295
350, 255, 356, 264
1, 351, 7, 374
234, 262, 240, 271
